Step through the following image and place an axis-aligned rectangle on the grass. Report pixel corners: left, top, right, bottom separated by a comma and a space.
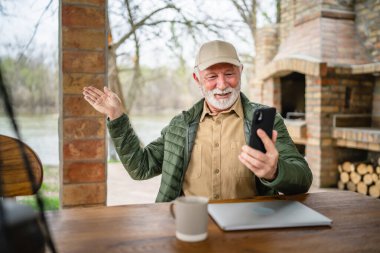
108, 158, 121, 163
17, 194, 60, 211
17, 160, 117, 210
17, 165, 60, 211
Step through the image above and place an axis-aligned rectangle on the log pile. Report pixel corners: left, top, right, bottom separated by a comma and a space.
338, 159, 380, 198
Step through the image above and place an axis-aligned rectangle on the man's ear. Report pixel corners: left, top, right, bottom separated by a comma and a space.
193, 72, 200, 84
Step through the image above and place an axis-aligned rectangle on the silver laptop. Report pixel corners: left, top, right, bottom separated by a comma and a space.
208, 200, 332, 231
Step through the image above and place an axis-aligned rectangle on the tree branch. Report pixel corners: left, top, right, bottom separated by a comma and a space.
0, 2, 5, 15
257, 3, 273, 24
113, 2, 178, 50
230, 0, 249, 24
18, 0, 54, 60
230, 0, 256, 38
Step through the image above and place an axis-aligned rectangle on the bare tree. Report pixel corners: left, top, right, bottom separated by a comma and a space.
0, 0, 11, 15
230, 0, 278, 47
230, 0, 257, 40
275, 0, 281, 23
0, 3, 5, 15
20, 0, 54, 58
0, 1, 58, 114
108, 0, 224, 113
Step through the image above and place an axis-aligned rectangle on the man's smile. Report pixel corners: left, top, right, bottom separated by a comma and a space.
215, 92, 231, 99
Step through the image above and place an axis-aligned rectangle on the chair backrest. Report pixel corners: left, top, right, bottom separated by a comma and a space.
0, 134, 43, 197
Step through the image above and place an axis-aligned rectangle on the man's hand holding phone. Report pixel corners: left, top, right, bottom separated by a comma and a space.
238, 107, 279, 181
239, 129, 279, 181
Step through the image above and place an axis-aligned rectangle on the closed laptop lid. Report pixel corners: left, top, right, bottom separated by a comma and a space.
208, 200, 332, 231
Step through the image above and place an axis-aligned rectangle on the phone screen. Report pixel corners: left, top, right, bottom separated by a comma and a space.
249, 107, 276, 153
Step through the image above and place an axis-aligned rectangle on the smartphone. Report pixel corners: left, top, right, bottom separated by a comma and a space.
249, 107, 276, 153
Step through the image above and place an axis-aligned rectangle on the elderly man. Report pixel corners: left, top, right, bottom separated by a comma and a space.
83, 40, 312, 202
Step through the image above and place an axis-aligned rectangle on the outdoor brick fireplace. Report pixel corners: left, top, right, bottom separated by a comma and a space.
252, 0, 380, 188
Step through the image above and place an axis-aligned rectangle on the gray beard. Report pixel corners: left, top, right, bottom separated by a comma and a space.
200, 83, 240, 111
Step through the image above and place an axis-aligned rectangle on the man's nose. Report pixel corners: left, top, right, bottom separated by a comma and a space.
216, 75, 228, 90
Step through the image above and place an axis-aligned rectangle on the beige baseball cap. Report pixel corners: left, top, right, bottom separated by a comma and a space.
194, 40, 241, 71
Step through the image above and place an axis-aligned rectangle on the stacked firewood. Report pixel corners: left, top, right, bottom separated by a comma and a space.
338, 159, 380, 198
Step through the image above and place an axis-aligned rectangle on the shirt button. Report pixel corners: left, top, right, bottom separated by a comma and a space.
215, 169, 220, 174
214, 194, 219, 199
215, 143, 219, 148
216, 120, 221, 124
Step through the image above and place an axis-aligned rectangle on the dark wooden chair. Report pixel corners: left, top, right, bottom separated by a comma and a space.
0, 134, 43, 197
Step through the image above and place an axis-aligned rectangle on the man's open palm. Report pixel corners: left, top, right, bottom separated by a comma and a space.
83, 86, 123, 120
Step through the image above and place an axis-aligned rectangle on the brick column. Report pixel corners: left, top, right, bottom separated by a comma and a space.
305, 75, 322, 187
254, 25, 279, 78
252, 25, 279, 104
249, 80, 263, 104
305, 75, 339, 187
262, 77, 281, 111
60, 0, 107, 207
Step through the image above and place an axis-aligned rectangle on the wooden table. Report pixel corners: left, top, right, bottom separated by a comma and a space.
47, 191, 380, 253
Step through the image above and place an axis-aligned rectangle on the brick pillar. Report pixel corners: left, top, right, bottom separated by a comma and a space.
262, 77, 281, 111
252, 25, 279, 104
249, 80, 263, 104
305, 74, 341, 188
305, 75, 322, 187
60, 0, 107, 207
254, 25, 279, 77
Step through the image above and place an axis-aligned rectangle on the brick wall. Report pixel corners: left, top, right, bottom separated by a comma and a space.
60, 0, 107, 207
321, 18, 370, 65
321, 0, 354, 12
275, 17, 321, 61
305, 72, 374, 187
322, 70, 374, 114
355, 0, 380, 62
280, 0, 355, 44
280, 0, 320, 43
276, 1, 369, 65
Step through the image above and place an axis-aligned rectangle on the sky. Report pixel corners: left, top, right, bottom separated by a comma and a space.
109, 0, 276, 68
0, 0, 59, 65
0, 0, 276, 68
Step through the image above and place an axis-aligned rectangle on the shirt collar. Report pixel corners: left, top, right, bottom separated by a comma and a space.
200, 94, 243, 122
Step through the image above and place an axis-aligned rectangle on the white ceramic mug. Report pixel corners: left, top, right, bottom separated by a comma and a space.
170, 196, 209, 242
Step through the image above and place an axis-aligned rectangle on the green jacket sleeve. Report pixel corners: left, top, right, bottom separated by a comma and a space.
259, 114, 313, 194
107, 114, 165, 180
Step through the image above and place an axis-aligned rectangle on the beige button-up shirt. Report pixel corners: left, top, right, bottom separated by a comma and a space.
183, 96, 256, 200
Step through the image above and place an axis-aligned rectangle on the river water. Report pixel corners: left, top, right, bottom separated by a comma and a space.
0, 114, 173, 165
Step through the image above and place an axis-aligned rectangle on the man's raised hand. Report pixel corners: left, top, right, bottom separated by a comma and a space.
83, 86, 124, 120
